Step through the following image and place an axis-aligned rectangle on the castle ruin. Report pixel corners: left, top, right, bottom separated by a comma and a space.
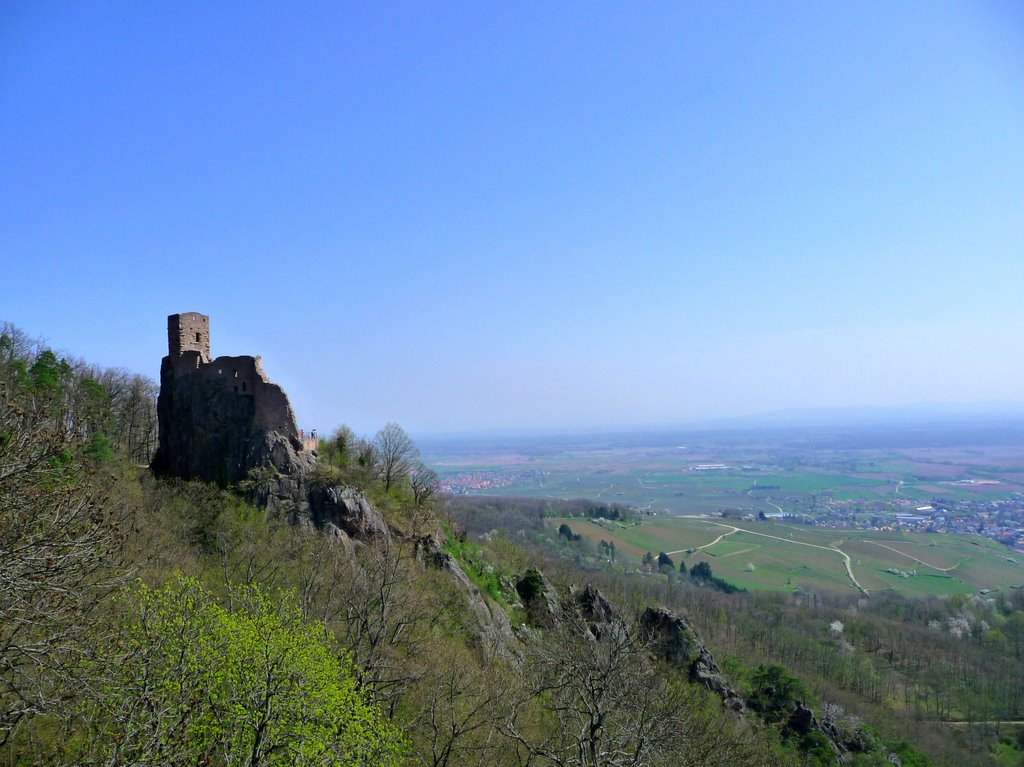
151, 312, 389, 541
151, 312, 312, 485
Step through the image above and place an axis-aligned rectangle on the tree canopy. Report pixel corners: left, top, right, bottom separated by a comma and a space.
78, 575, 407, 767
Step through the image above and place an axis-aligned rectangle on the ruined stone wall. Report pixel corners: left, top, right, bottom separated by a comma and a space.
153, 314, 304, 485
153, 312, 392, 543
192, 354, 299, 439
168, 312, 210, 361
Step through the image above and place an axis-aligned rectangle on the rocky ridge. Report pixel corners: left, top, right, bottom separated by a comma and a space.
639, 607, 747, 714
415, 535, 519, 662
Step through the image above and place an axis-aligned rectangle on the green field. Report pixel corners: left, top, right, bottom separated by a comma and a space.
438, 461, 1024, 516
553, 516, 1024, 597
431, 438, 1024, 517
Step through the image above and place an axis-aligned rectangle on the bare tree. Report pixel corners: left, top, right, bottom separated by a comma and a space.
0, 363, 128, 745
375, 422, 419, 492
292, 536, 430, 715
410, 462, 439, 509
408, 654, 509, 767
503, 607, 760, 767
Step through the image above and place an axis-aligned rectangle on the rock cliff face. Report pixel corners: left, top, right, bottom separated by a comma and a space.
640, 607, 747, 714
308, 485, 391, 540
574, 583, 613, 624
151, 312, 388, 543
415, 535, 520, 662
515, 568, 561, 628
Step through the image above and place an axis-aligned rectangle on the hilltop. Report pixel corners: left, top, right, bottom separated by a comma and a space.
2, 316, 1020, 766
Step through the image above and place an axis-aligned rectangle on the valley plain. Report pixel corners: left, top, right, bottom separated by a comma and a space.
550, 515, 1023, 597
423, 422, 1024, 596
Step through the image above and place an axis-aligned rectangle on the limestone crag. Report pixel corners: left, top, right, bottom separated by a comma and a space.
308, 485, 390, 540
640, 607, 747, 714
515, 568, 561, 628
574, 583, 614, 624
570, 583, 615, 639
415, 535, 520, 662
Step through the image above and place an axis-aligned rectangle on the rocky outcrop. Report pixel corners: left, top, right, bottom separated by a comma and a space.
784, 703, 844, 759
575, 583, 614, 624
571, 583, 614, 639
785, 702, 820, 737
308, 485, 390, 540
640, 607, 746, 714
416, 535, 520, 662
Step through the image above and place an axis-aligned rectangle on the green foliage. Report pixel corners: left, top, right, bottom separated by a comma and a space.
320, 425, 358, 469
1, 324, 158, 465
29, 350, 71, 399
748, 664, 807, 723
153, 478, 251, 553
563, 501, 632, 523
598, 538, 617, 560
792, 731, 837, 765
78, 574, 407, 766
81, 431, 113, 462
889, 740, 931, 767
443, 528, 512, 606
691, 560, 713, 580
516, 568, 546, 602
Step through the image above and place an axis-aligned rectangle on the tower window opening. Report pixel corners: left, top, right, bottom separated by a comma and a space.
242, 381, 247, 392
233, 369, 238, 378
196, 333, 201, 342
233, 386, 238, 393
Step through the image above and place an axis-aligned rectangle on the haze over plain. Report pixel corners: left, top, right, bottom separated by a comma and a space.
2, 2, 1023, 435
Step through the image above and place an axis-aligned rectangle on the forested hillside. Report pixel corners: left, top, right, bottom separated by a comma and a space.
1, 322, 1017, 766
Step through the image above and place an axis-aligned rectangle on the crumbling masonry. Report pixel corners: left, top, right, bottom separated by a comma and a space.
151, 312, 389, 542
152, 312, 310, 485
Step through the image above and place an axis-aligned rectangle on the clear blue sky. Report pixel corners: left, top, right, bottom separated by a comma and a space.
2, 2, 1023, 436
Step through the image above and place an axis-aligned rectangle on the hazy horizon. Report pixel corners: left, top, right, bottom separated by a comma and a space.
3, 3, 1023, 435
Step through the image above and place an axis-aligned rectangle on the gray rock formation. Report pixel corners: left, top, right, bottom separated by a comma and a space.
784, 702, 844, 759
416, 535, 520, 662
640, 607, 747, 714
309, 485, 390, 540
575, 583, 614, 624
571, 583, 615, 639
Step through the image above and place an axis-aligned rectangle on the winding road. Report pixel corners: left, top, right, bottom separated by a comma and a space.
666, 526, 740, 556
678, 518, 869, 595
862, 540, 960, 572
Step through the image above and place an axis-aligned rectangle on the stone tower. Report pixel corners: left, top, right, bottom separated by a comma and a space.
167, 312, 210, 361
